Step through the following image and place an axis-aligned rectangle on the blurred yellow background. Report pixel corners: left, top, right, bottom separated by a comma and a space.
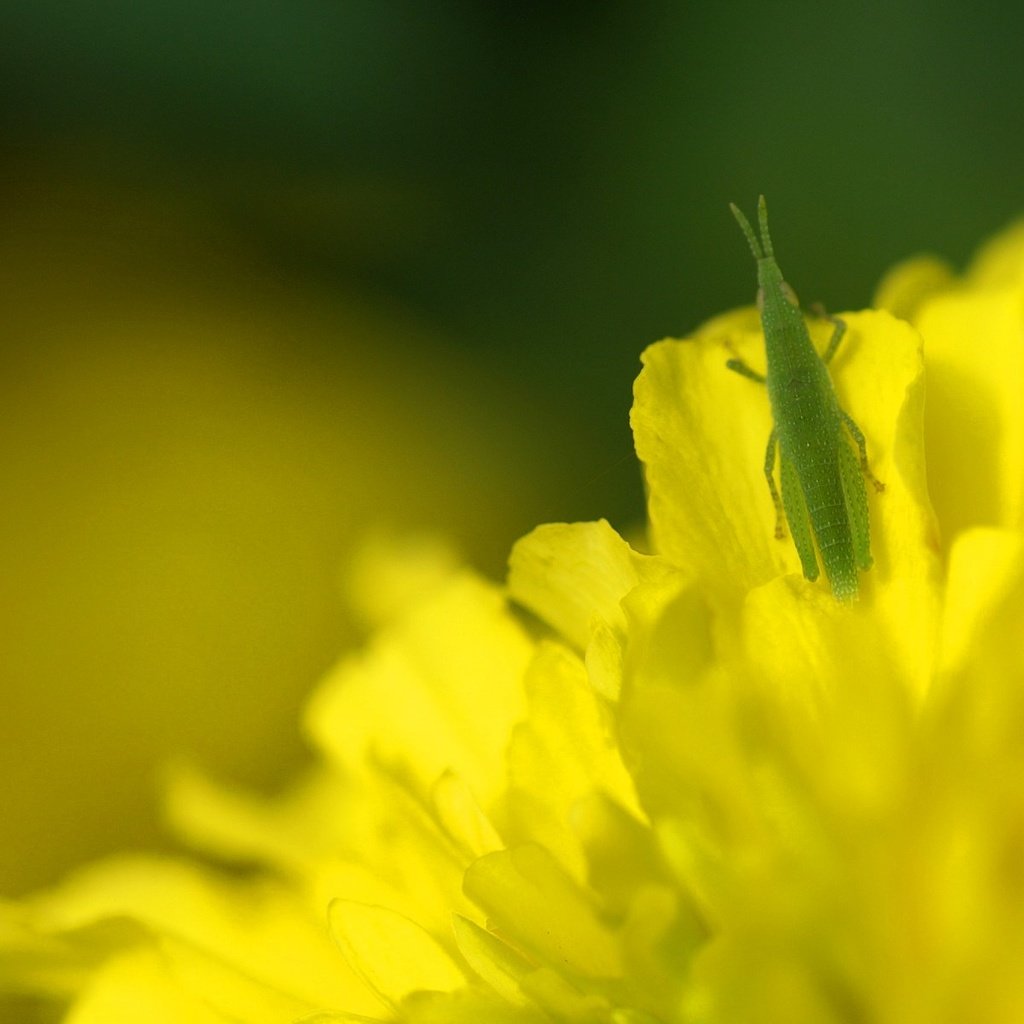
0, 161, 565, 894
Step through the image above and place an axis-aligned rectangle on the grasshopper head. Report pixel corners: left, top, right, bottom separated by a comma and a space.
730, 197, 800, 311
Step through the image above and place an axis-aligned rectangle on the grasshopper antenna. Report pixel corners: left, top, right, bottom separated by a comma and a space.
729, 202, 763, 260
756, 195, 775, 258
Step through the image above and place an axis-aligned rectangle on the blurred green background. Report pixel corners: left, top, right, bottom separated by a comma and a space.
2, 1, 1023, 904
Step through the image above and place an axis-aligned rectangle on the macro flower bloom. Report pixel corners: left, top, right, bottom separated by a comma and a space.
5, 216, 1024, 1023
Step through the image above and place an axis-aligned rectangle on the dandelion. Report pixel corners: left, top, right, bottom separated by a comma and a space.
5, 216, 1024, 1023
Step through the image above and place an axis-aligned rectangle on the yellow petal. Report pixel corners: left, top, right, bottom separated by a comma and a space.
739, 577, 915, 818
27, 856, 367, 1015
516, 965, 611, 1021
0, 900, 89, 998
451, 914, 532, 1006
837, 312, 940, 696
619, 668, 756, 859
614, 577, 753, 847
401, 986, 545, 1023
343, 532, 462, 630
934, 528, 1024, 762
571, 795, 669, 919
308, 769, 474, 935
157, 935, 318, 1024
506, 643, 641, 878
966, 217, 1024, 288
65, 946, 225, 1024
872, 254, 955, 321
618, 583, 725, 826
914, 282, 1024, 539
306, 571, 532, 807
293, 1014, 388, 1023
164, 761, 348, 873
508, 520, 672, 702
617, 884, 702, 1013
431, 772, 504, 861
632, 320, 781, 595
938, 527, 1024, 680
166, 763, 471, 936
293, 1014, 388, 1024
463, 845, 622, 980
327, 900, 465, 1010
508, 520, 669, 652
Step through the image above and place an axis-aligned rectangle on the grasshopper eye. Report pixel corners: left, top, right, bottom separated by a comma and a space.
781, 281, 800, 307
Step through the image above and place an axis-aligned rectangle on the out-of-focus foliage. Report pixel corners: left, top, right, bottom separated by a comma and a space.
4, 3, 1024, 519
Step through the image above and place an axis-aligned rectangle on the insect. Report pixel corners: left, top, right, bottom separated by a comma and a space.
727, 196, 883, 601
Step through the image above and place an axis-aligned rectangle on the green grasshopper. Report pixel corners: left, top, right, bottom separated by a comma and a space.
726, 196, 883, 601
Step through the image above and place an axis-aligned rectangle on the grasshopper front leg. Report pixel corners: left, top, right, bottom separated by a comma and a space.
725, 349, 784, 537
725, 355, 766, 384
763, 429, 785, 539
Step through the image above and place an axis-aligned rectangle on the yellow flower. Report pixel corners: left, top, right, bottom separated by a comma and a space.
5, 216, 1024, 1023
875, 219, 1024, 541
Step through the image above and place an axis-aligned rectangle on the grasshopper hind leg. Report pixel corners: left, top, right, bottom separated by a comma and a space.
837, 438, 873, 572
780, 455, 819, 582
763, 429, 785, 539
